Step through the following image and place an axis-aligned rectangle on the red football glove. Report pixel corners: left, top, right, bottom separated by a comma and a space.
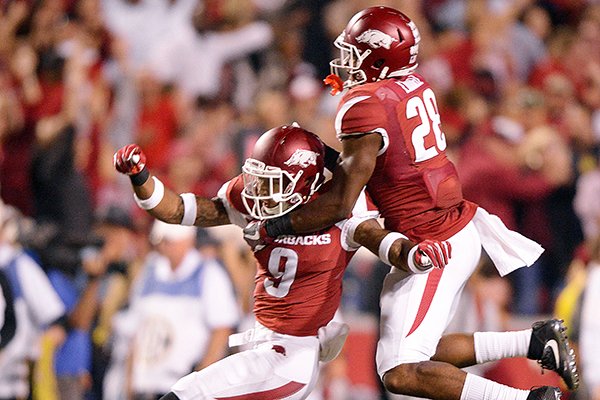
243, 220, 273, 252
113, 144, 147, 175
414, 240, 452, 271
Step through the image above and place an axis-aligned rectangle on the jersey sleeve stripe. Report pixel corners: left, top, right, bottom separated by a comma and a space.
335, 95, 371, 139
373, 128, 390, 156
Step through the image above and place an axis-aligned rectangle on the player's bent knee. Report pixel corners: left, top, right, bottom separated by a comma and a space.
159, 392, 181, 400
383, 363, 415, 394
383, 361, 434, 395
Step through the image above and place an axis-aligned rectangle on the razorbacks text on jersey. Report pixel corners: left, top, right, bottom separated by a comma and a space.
335, 73, 477, 242
219, 175, 378, 336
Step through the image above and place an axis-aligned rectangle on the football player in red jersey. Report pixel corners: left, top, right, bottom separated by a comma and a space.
113, 124, 452, 400
244, 7, 579, 400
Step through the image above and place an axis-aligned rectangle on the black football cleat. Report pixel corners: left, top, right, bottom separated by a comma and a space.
527, 319, 579, 390
526, 386, 562, 400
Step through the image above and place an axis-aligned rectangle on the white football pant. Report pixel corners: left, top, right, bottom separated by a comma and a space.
377, 221, 482, 377
171, 331, 320, 399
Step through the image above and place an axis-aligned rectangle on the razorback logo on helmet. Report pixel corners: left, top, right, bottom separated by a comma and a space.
284, 149, 319, 168
356, 29, 397, 49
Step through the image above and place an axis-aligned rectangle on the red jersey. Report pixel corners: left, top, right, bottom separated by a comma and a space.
335, 74, 477, 241
218, 176, 378, 336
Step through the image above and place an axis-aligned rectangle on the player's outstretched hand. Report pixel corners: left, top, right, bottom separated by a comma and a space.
114, 144, 147, 175
243, 220, 272, 252
414, 239, 452, 271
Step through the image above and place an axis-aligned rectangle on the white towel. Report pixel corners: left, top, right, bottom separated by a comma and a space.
318, 321, 350, 363
472, 207, 544, 276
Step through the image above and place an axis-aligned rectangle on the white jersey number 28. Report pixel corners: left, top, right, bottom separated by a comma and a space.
406, 87, 447, 162
264, 247, 298, 298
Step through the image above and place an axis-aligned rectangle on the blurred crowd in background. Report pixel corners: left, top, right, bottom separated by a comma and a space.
1, 0, 600, 399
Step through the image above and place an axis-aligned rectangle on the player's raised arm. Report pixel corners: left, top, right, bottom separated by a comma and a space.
113, 144, 230, 227
351, 218, 452, 273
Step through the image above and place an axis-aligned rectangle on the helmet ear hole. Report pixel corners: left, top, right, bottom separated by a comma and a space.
373, 59, 385, 69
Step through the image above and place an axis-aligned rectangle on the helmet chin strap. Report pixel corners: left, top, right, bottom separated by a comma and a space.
378, 66, 390, 81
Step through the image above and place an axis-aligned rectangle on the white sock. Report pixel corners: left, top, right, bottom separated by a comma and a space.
460, 373, 530, 400
473, 329, 532, 364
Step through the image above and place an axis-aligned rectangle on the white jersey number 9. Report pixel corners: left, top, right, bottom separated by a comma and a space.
264, 247, 298, 298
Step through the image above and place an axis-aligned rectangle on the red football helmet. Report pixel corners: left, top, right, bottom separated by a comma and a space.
330, 6, 421, 89
241, 124, 325, 220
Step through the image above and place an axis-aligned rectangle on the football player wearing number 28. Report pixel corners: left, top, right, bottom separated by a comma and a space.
245, 6, 579, 400
114, 124, 452, 400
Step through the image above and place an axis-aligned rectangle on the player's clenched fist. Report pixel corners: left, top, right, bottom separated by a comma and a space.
412, 239, 452, 272
114, 144, 147, 175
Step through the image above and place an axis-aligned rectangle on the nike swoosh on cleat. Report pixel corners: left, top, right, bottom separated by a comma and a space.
545, 339, 561, 369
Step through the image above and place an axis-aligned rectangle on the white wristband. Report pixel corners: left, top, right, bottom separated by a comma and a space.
180, 193, 197, 226
378, 232, 407, 266
407, 246, 432, 274
341, 215, 372, 250
134, 176, 165, 210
